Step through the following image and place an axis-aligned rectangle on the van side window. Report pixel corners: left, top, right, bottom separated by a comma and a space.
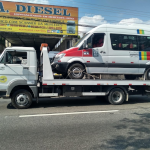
122, 35, 138, 50
6, 51, 27, 64
138, 36, 150, 51
92, 33, 104, 48
110, 34, 138, 51
110, 34, 122, 50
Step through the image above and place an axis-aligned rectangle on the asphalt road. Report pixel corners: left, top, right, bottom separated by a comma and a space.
0, 96, 150, 150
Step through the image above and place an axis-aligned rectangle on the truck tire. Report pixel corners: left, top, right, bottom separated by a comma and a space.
68, 63, 85, 79
145, 68, 150, 80
107, 88, 125, 105
11, 89, 32, 109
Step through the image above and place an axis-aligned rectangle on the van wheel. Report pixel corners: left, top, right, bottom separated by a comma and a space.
107, 88, 125, 105
124, 75, 136, 80
145, 68, 150, 80
11, 89, 32, 109
68, 63, 85, 79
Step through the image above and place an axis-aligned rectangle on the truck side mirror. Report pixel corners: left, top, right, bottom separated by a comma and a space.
83, 40, 88, 49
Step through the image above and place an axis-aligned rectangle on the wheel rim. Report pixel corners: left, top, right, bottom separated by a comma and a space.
71, 67, 83, 78
112, 91, 122, 102
15, 93, 29, 106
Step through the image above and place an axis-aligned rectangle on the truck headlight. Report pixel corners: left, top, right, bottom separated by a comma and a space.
54, 53, 65, 62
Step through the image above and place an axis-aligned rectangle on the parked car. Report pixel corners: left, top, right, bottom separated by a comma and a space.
52, 24, 150, 80
49, 51, 59, 63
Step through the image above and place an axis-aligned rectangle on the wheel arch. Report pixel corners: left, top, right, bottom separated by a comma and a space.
9, 85, 35, 98
68, 61, 85, 69
6, 80, 37, 98
105, 86, 128, 101
144, 66, 150, 80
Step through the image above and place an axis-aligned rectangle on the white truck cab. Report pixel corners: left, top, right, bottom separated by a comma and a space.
0, 47, 37, 99
52, 24, 150, 80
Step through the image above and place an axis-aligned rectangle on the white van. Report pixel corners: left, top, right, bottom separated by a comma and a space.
52, 24, 150, 80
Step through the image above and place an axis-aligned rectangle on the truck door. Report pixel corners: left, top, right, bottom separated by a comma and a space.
82, 33, 108, 73
108, 34, 139, 74
0, 50, 29, 90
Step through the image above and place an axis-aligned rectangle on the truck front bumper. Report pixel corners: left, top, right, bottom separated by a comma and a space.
0, 91, 9, 98
51, 62, 69, 74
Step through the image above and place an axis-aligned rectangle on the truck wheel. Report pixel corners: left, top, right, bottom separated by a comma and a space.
11, 90, 32, 109
124, 75, 136, 80
107, 88, 125, 105
145, 68, 150, 80
68, 63, 85, 79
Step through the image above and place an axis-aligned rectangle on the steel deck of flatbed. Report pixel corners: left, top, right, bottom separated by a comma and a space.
41, 47, 150, 87
42, 79, 149, 86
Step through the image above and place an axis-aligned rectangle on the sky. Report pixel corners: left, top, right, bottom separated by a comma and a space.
2, 0, 150, 36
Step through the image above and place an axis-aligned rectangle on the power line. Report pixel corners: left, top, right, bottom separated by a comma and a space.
1, 15, 150, 31
47, 0, 150, 15
43, 0, 150, 19
1, 14, 150, 31
4, 1, 150, 24
5, 0, 150, 19
3, 12, 150, 27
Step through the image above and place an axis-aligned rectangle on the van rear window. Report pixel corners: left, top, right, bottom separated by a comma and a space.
138, 36, 150, 51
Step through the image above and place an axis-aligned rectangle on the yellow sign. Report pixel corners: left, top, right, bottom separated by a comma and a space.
0, 76, 7, 83
0, 1, 78, 35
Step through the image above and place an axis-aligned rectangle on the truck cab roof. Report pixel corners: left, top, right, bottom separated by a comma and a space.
5, 47, 35, 51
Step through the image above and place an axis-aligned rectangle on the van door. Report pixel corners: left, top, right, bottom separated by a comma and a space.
82, 33, 108, 73
108, 34, 139, 74
0, 50, 29, 91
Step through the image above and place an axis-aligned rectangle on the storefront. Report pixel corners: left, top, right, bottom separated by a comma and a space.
0, 1, 78, 56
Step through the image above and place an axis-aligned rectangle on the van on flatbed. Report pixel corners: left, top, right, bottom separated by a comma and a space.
0, 44, 150, 109
52, 24, 150, 80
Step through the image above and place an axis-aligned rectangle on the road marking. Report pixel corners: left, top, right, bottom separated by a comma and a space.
19, 110, 119, 118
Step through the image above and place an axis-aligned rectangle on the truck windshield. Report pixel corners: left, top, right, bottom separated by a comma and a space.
74, 34, 89, 47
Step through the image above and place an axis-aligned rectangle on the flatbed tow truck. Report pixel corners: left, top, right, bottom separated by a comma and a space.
0, 44, 150, 109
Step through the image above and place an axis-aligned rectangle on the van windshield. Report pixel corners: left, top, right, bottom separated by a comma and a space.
74, 34, 89, 47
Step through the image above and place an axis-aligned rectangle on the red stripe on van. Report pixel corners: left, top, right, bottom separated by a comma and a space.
65, 47, 82, 57
147, 52, 150, 56
147, 56, 150, 60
